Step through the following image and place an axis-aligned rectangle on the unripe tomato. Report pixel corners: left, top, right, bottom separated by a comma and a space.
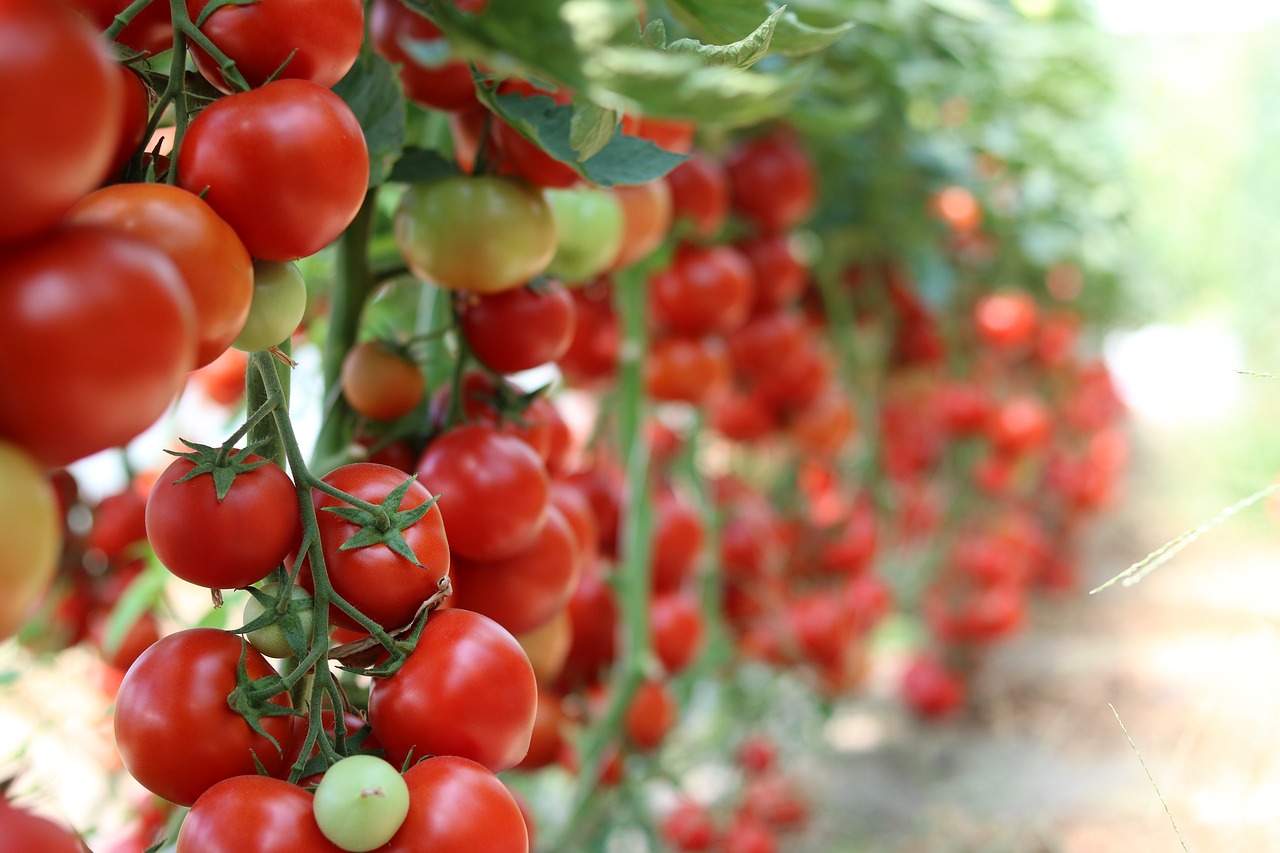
0, 442, 62, 644
394, 176, 557, 294
341, 341, 425, 421
610, 179, 672, 270
178, 79, 370, 261
233, 262, 308, 352
545, 187, 625, 283
312, 756, 410, 852
0, 0, 123, 244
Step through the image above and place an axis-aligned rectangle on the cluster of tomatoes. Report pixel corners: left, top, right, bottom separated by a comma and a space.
0, 1, 1127, 851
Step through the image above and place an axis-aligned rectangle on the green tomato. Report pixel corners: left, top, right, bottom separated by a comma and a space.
313, 755, 410, 852
393, 175, 557, 294
242, 583, 313, 659
545, 186, 624, 284
232, 261, 307, 352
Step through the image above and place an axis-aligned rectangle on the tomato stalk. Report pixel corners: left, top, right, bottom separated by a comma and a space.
102, 0, 159, 42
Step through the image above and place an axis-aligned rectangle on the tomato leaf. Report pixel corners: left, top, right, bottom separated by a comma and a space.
333, 53, 408, 188
569, 97, 620, 161
663, 0, 853, 57
389, 147, 463, 184
667, 7, 782, 69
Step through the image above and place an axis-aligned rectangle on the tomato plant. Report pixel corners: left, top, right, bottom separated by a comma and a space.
176, 775, 344, 852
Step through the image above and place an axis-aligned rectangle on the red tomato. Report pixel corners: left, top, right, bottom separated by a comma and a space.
515, 606, 572, 685
930, 185, 983, 232
0, 796, 83, 853
720, 818, 777, 853
986, 394, 1053, 456
106, 65, 150, 178
649, 243, 754, 337
146, 452, 300, 590
726, 309, 807, 381
736, 232, 805, 312
177, 79, 369, 261
661, 800, 716, 852
114, 629, 295, 806
665, 153, 728, 238
736, 735, 778, 775
644, 335, 731, 405
0, 0, 122, 244
491, 117, 581, 189
610, 180, 673, 270
620, 114, 695, 153
650, 591, 703, 675
548, 479, 600, 567
557, 281, 620, 387
300, 463, 449, 632
369, 609, 537, 772
517, 688, 567, 770
624, 678, 676, 751
427, 372, 555, 461
790, 392, 856, 458
87, 483, 148, 560
900, 655, 966, 719
416, 425, 549, 561
67, 183, 254, 369
0, 227, 195, 466
187, 0, 364, 93
369, 0, 478, 112
384, 756, 528, 852
650, 490, 705, 593
725, 128, 815, 233
449, 505, 582, 635
974, 291, 1038, 349
554, 560, 617, 688
340, 341, 425, 421
176, 775, 344, 852
459, 280, 576, 373
68, 0, 173, 55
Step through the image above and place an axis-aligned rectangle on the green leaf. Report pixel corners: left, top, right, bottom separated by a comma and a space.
664, 0, 852, 58
388, 147, 462, 184
333, 53, 408, 188
569, 97, 619, 160
478, 85, 688, 186
102, 556, 167, 658
667, 7, 782, 69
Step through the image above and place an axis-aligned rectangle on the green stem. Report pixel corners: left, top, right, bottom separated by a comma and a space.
314, 189, 380, 468
104, 0, 157, 42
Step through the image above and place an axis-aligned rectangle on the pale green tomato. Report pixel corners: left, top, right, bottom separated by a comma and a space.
242, 583, 313, 659
0, 440, 60, 643
232, 261, 307, 351
545, 186, 624, 284
313, 755, 410, 852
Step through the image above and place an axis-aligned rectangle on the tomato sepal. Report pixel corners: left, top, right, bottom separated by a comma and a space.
165, 438, 276, 501
320, 476, 441, 567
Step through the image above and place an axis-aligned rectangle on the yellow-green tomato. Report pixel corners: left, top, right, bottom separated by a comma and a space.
232, 261, 307, 352
0, 440, 61, 643
393, 175, 557, 294
242, 583, 313, 659
545, 186, 624, 284
313, 755, 410, 852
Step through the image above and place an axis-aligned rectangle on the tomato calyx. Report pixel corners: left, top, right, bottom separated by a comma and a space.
226, 638, 299, 757
318, 476, 441, 568
165, 437, 276, 501
235, 580, 313, 660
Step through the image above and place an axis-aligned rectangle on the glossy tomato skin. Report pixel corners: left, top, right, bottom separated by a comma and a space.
725, 128, 815, 233
0, 0, 122, 244
448, 505, 582, 635
0, 442, 61, 644
340, 341, 425, 421
416, 425, 550, 561
176, 775, 344, 853
114, 628, 294, 806
369, 0, 477, 112
644, 335, 731, 405
187, 0, 364, 93
369, 609, 537, 772
383, 756, 529, 852
66, 183, 254, 369
458, 280, 576, 373
146, 453, 301, 590
650, 243, 754, 337
394, 176, 557, 294
610, 179, 672, 270
665, 153, 728, 239
0, 227, 195, 467
68, 0, 173, 55
106, 65, 150, 178
301, 463, 449, 632
178, 79, 370, 261
0, 796, 83, 853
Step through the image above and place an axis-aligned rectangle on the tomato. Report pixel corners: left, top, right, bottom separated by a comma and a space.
491, 116, 582, 189
515, 605, 572, 684
711, 387, 777, 443
650, 490, 704, 594
0, 227, 195, 467
301, 463, 449, 632
665, 153, 728, 239
191, 346, 250, 407
649, 243, 754, 336
930, 185, 982, 233
176, 775, 343, 852
620, 114, 695, 153
233, 261, 308, 352
341, 341, 425, 421
87, 484, 148, 560
624, 678, 676, 751
549, 479, 600, 566
0, 0, 121, 244
427, 372, 556, 460
106, 65, 150, 178
609, 179, 672, 270
644, 335, 731, 405
313, 755, 410, 852
187, 0, 364, 93
369, 609, 537, 772
736, 232, 805, 312
545, 187, 625, 283
517, 688, 567, 770
661, 801, 716, 852
0, 795, 83, 853
900, 655, 966, 719
974, 291, 1038, 349
68, 0, 173, 55
986, 394, 1053, 456
720, 818, 777, 853
67, 183, 254, 369
555, 561, 618, 688
416, 425, 549, 561
383, 756, 529, 852
557, 281, 620, 387
0, 443, 61, 644
458, 280, 576, 373
243, 584, 313, 659
114, 628, 295, 805
725, 128, 815, 233
178, 79, 370, 261
650, 591, 703, 675
394, 176, 557, 294
736, 735, 778, 775
742, 774, 808, 829
790, 392, 856, 457
448, 505, 582, 635
369, 0, 477, 112
727, 309, 807, 381
146, 451, 299, 590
